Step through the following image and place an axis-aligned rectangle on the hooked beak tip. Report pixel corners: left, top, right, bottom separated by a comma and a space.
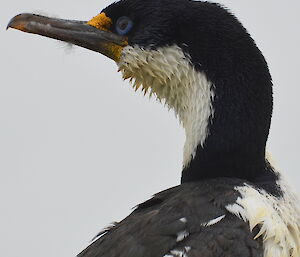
7, 14, 30, 32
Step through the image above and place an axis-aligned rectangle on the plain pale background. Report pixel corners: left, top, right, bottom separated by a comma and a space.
1, 1, 299, 256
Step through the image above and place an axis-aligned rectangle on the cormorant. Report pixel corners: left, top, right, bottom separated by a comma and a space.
7, 0, 300, 256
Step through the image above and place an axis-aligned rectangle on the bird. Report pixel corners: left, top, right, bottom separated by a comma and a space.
7, 0, 300, 257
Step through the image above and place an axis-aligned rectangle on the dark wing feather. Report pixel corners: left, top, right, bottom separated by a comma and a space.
77, 179, 263, 257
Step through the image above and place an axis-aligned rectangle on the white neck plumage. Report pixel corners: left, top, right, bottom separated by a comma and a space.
118, 45, 215, 168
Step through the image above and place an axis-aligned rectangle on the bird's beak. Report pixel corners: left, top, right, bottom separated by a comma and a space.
7, 13, 128, 62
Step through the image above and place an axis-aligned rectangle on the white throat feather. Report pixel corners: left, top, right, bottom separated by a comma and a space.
118, 45, 215, 167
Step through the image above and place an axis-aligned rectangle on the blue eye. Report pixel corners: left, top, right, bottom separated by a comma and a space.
116, 16, 133, 35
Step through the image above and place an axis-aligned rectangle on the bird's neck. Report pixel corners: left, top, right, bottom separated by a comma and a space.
180, 62, 275, 189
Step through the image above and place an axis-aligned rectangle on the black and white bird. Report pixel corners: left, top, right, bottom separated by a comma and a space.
7, 0, 300, 256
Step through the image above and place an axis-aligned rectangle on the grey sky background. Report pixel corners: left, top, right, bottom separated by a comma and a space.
1, 1, 299, 257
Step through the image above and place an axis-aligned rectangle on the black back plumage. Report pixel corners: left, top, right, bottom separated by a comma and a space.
78, 179, 262, 257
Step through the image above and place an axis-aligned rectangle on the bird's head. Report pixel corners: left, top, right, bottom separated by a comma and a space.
8, 0, 273, 183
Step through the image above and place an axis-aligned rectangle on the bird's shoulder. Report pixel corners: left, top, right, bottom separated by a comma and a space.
78, 178, 263, 257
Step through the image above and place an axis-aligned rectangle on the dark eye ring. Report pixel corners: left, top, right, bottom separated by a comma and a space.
116, 16, 133, 35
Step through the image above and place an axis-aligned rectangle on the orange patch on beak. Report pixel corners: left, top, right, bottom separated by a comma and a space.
103, 43, 124, 62
87, 12, 112, 31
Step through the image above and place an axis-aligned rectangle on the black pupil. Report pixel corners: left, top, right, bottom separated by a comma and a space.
119, 20, 129, 30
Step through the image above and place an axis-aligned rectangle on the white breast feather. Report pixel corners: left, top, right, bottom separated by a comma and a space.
226, 181, 300, 257
118, 45, 214, 167
201, 215, 226, 227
